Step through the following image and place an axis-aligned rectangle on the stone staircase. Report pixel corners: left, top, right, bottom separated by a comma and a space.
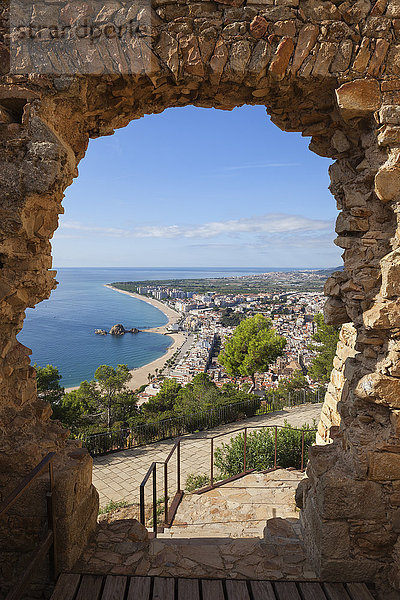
74, 468, 317, 581
159, 469, 305, 539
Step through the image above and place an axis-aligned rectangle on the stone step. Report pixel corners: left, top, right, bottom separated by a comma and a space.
158, 470, 304, 541
159, 524, 266, 539
73, 471, 316, 582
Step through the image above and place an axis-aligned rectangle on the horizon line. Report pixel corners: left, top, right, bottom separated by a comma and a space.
52, 265, 342, 270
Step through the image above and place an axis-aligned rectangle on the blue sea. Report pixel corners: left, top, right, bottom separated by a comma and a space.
17, 267, 273, 388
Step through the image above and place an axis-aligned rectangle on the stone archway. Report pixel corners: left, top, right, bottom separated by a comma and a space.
1, 0, 400, 594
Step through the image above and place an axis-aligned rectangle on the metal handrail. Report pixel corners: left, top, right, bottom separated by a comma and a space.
140, 461, 157, 490
139, 439, 185, 535
83, 387, 324, 455
0, 452, 55, 516
139, 422, 317, 531
139, 462, 159, 537
205, 422, 318, 441
164, 439, 183, 527
0, 452, 57, 600
197, 423, 317, 493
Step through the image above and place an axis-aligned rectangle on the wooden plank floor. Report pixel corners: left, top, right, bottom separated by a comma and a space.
51, 574, 377, 600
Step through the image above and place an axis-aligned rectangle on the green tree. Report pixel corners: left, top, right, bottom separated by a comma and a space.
35, 363, 70, 425
36, 363, 138, 433
308, 313, 340, 384
276, 370, 310, 396
218, 314, 286, 392
191, 372, 211, 386
174, 373, 220, 414
264, 370, 311, 407
35, 363, 64, 403
220, 308, 245, 327
34, 365, 97, 433
53, 383, 97, 433
142, 378, 182, 416
93, 364, 132, 428
56, 378, 138, 434
112, 390, 139, 426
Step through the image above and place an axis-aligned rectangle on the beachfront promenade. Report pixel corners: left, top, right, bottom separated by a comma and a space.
93, 402, 322, 508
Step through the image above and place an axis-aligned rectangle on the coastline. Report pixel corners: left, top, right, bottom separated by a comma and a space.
64, 285, 185, 393
104, 284, 181, 333
105, 285, 185, 391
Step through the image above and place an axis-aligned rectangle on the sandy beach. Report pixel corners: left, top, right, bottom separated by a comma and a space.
105, 285, 186, 391
104, 285, 181, 333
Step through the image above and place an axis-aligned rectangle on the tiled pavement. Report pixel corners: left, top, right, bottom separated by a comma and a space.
93, 403, 322, 508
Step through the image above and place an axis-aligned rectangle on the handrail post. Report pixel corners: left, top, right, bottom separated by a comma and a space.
0, 453, 58, 600
47, 461, 57, 579
177, 440, 181, 492
140, 485, 145, 525
164, 461, 168, 526
46, 492, 56, 580
48, 461, 54, 490
301, 431, 305, 471
153, 466, 157, 537
210, 438, 214, 487
243, 428, 247, 474
274, 426, 277, 469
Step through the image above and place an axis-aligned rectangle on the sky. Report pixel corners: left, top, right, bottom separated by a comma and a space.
53, 104, 342, 269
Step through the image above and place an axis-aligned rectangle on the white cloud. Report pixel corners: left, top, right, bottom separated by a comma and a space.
58, 213, 334, 242
187, 231, 338, 253
60, 221, 131, 237
134, 214, 333, 239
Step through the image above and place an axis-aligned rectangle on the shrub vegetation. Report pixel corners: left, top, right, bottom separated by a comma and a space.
308, 313, 340, 383
98, 499, 130, 514
185, 473, 211, 492
214, 421, 316, 479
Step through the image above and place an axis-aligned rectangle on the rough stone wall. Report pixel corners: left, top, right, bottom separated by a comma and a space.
0, 90, 99, 595
1, 0, 400, 595
316, 323, 357, 444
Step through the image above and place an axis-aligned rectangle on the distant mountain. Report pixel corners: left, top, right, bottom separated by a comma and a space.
312, 266, 343, 276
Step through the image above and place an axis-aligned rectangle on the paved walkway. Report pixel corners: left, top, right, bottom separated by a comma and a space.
93, 404, 322, 508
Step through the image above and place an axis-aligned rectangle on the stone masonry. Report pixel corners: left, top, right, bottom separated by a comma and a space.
73, 471, 316, 582
1, 0, 400, 596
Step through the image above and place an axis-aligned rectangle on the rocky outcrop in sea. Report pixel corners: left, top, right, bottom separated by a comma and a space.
95, 324, 140, 335
109, 323, 126, 335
